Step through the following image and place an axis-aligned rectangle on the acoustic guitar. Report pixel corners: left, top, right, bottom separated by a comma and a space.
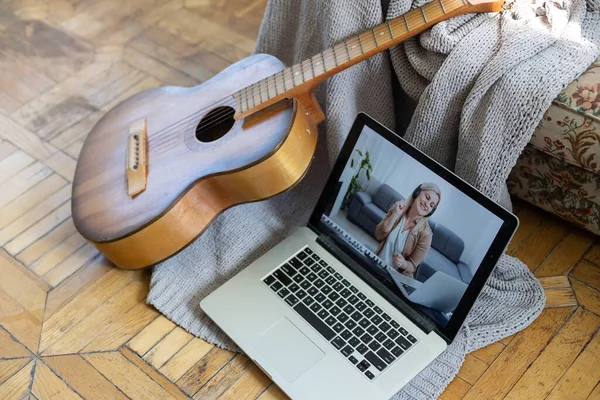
71, 0, 504, 270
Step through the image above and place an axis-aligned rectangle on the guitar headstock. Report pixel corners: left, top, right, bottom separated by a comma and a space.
466, 0, 513, 13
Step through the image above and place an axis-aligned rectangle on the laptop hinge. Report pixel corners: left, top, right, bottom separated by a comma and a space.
316, 234, 436, 335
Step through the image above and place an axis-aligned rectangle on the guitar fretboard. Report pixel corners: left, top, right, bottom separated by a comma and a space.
233, 0, 470, 115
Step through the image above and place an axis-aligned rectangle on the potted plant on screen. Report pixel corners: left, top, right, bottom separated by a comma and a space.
342, 149, 373, 209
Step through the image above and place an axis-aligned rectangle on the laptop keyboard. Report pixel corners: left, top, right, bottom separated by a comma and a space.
262, 246, 418, 381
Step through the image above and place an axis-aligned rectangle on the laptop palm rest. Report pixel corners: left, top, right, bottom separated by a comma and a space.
253, 317, 325, 382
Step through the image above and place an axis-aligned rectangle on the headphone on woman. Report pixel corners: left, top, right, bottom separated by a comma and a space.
412, 184, 437, 218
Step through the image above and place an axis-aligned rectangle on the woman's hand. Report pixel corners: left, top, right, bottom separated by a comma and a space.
389, 199, 406, 216
392, 254, 408, 272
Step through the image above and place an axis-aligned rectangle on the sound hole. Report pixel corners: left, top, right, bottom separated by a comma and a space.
195, 106, 235, 142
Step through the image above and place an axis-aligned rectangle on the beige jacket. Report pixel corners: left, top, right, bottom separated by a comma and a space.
374, 203, 433, 279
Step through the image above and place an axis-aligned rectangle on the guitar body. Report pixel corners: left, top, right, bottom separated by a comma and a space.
72, 54, 321, 270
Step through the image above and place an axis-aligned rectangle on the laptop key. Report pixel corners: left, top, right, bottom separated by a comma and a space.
281, 264, 297, 277
278, 288, 290, 298
357, 360, 370, 371
365, 351, 387, 371
349, 336, 360, 347
294, 303, 335, 340
360, 333, 373, 344
359, 319, 370, 329
303, 297, 314, 306
348, 355, 358, 364
379, 322, 391, 332
343, 305, 355, 315
367, 325, 378, 336
357, 292, 366, 301
308, 286, 318, 296
351, 311, 362, 321
352, 326, 365, 337
326, 276, 336, 286
319, 260, 327, 267
292, 274, 304, 284
289, 258, 303, 269
395, 336, 412, 350
334, 272, 343, 280
345, 319, 357, 330
263, 275, 276, 285
341, 278, 351, 287
330, 306, 341, 316
387, 329, 399, 340
333, 282, 344, 291
363, 308, 375, 318
314, 279, 325, 288
341, 289, 352, 298
332, 336, 345, 349
348, 295, 358, 305
312, 254, 320, 261
399, 327, 409, 336
270, 281, 282, 292
310, 264, 322, 273
296, 289, 307, 299
310, 303, 321, 313
317, 309, 329, 319
365, 370, 375, 380
336, 298, 347, 308
299, 266, 310, 275
382, 313, 391, 321
307, 273, 317, 282
300, 280, 311, 289
304, 258, 315, 266
407, 334, 417, 344
375, 332, 387, 343
289, 283, 300, 293
372, 315, 383, 325
349, 286, 359, 294
297, 251, 307, 260
304, 248, 313, 255
341, 345, 353, 357
377, 348, 395, 364
373, 306, 383, 314
333, 323, 345, 333
337, 313, 349, 323
391, 346, 404, 357
322, 286, 332, 295
328, 292, 340, 301
326, 266, 335, 274
273, 270, 292, 286
285, 294, 299, 306
365, 299, 374, 307
357, 344, 369, 355
355, 301, 366, 311
322, 300, 334, 309
383, 339, 395, 350
318, 270, 329, 279
325, 316, 337, 326
341, 330, 352, 340
390, 320, 400, 329
315, 293, 326, 303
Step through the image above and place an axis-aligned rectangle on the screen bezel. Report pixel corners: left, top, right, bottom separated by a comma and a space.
308, 113, 519, 343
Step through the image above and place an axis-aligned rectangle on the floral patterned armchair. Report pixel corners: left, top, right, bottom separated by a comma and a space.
508, 56, 600, 234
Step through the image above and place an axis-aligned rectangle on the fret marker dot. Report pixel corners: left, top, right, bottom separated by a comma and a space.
380, 32, 384, 35
352, 45, 356, 49
316, 62, 320, 65
295, 72, 299, 76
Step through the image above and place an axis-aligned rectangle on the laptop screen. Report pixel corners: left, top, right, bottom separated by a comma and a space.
313, 120, 507, 330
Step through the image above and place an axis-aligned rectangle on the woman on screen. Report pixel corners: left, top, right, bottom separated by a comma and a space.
375, 183, 441, 278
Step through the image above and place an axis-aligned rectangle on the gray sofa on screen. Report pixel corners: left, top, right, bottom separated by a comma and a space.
416, 220, 473, 284
346, 184, 404, 238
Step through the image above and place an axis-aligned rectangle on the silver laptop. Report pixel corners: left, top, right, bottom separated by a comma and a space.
201, 113, 518, 400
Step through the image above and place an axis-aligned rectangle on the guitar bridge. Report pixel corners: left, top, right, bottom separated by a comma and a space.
126, 119, 148, 197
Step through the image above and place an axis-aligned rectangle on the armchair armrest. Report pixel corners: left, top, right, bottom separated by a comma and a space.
457, 262, 473, 284
354, 191, 372, 206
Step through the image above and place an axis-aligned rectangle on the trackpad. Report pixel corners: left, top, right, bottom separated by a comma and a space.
253, 317, 325, 382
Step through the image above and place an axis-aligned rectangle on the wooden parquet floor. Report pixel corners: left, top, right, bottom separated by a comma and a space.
0, 1, 600, 399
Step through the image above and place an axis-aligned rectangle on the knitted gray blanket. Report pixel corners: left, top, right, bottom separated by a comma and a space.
148, 0, 600, 398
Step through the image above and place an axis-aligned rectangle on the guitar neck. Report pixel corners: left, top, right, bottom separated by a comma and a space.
233, 0, 504, 119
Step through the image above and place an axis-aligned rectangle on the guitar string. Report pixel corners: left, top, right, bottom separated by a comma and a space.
145, 4, 461, 149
